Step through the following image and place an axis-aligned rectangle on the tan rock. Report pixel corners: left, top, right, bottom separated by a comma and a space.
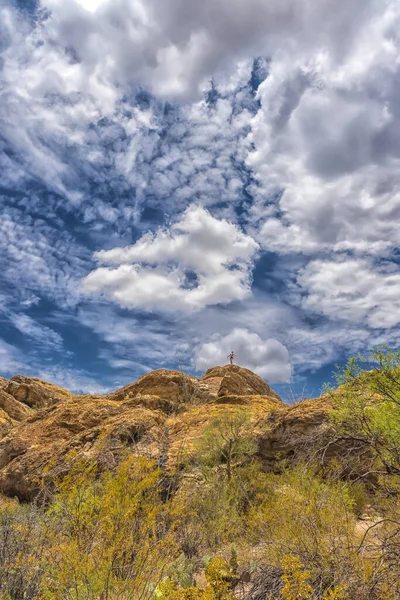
0, 408, 14, 438
0, 395, 163, 500
0, 377, 8, 389
202, 364, 282, 401
0, 389, 33, 422
259, 396, 333, 466
5, 375, 73, 409
109, 369, 211, 406
0, 366, 333, 501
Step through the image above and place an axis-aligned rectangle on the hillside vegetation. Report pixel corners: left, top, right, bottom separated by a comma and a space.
0, 350, 399, 599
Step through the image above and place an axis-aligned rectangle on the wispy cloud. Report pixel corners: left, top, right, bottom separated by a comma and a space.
0, 0, 399, 394
9, 313, 64, 351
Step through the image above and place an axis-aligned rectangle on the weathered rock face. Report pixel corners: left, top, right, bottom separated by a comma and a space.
258, 397, 334, 467
0, 408, 13, 438
4, 375, 73, 409
0, 389, 33, 422
202, 365, 281, 400
0, 365, 333, 501
0, 377, 8, 389
109, 370, 212, 407
0, 397, 163, 500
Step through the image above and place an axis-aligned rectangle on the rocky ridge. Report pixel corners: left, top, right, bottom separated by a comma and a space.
0, 365, 332, 501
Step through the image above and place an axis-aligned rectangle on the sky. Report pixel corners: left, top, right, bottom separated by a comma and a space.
0, 0, 399, 400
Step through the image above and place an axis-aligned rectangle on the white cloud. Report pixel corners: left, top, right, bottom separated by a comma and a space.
9, 314, 63, 351
247, 2, 400, 256
83, 206, 259, 311
195, 327, 292, 383
38, 0, 376, 101
0, 207, 90, 307
1, 0, 400, 391
296, 256, 400, 329
0, 339, 23, 376
35, 365, 108, 394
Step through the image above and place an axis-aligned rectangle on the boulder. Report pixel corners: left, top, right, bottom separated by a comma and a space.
4, 375, 73, 409
259, 397, 333, 466
0, 366, 334, 502
202, 365, 282, 401
0, 395, 163, 500
0, 389, 33, 421
0, 408, 14, 438
110, 369, 211, 406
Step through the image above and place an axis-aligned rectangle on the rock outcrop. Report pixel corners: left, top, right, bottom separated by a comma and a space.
0, 389, 33, 422
202, 364, 281, 400
4, 375, 73, 409
0, 365, 332, 501
0, 408, 13, 438
108, 369, 212, 409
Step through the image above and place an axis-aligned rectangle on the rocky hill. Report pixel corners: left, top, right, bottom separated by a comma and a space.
0, 365, 332, 501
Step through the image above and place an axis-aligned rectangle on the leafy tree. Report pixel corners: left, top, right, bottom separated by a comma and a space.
326, 347, 400, 482
323, 347, 400, 596
194, 411, 257, 481
43, 454, 176, 600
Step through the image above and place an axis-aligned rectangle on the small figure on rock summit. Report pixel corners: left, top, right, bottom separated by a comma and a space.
227, 350, 236, 365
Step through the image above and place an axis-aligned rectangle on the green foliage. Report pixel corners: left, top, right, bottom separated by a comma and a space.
194, 411, 257, 481
247, 465, 358, 586
329, 347, 400, 479
3, 348, 400, 600
156, 556, 236, 600
323, 347, 400, 597
166, 553, 195, 589
280, 555, 314, 600
44, 454, 175, 599
173, 459, 269, 553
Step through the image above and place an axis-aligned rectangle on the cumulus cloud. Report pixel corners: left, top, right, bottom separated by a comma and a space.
1, 0, 399, 392
248, 1, 400, 256
83, 206, 259, 311
195, 328, 292, 383
38, 0, 374, 101
296, 257, 400, 329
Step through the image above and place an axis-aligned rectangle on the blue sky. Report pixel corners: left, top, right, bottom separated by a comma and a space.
0, 0, 399, 400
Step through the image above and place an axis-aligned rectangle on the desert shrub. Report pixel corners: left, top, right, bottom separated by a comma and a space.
194, 411, 257, 482
172, 473, 246, 554
43, 455, 176, 600
280, 555, 348, 600
280, 555, 314, 600
246, 465, 367, 596
21, 456, 175, 600
324, 348, 400, 596
0, 501, 49, 600
173, 458, 270, 554
156, 556, 236, 600
326, 347, 400, 482
170, 412, 263, 554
